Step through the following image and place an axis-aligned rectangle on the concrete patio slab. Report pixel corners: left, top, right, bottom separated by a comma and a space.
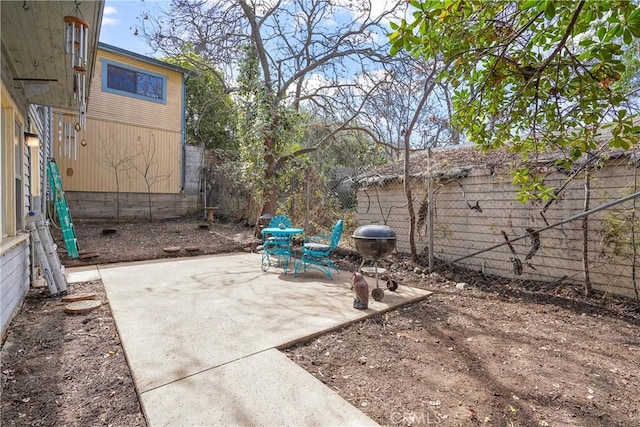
65, 265, 101, 283
85, 253, 431, 426
140, 348, 378, 427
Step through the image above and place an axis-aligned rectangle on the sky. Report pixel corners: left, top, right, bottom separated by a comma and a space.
98, 0, 402, 58
99, 0, 170, 57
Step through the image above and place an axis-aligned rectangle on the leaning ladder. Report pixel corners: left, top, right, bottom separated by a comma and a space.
26, 211, 68, 297
47, 159, 79, 258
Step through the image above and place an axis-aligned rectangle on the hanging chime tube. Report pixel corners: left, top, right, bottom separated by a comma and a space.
77, 24, 82, 70
65, 20, 70, 54
58, 114, 62, 158
83, 25, 88, 67
70, 21, 75, 69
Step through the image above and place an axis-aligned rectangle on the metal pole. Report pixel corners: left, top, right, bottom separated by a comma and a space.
305, 164, 310, 231
428, 148, 434, 271
438, 190, 640, 269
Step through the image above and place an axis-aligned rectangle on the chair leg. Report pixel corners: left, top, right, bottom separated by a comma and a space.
263, 244, 292, 273
294, 255, 337, 279
261, 252, 270, 271
294, 257, 304, 276
280, 251, 291, 274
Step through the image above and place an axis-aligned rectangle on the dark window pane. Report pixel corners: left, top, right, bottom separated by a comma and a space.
106, 63, 164, 100
107, 65, 136, 93
136, 73, 163, 99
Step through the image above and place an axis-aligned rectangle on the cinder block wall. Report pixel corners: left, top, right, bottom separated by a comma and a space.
65, 191, 199, 220
357, 157, 640, 299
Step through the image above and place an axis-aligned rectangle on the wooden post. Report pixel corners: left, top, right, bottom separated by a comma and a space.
204, 207, 218, 222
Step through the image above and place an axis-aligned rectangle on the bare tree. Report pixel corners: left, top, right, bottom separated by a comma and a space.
131, 134, 172, 221
99, 132, 138, 222
138, 0, 405, 220
354, 56, 461, 158
98, 134, 136, 222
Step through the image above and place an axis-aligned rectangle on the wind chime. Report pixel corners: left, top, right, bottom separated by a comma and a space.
64, 1, 89, 130
58, 113, 79, 160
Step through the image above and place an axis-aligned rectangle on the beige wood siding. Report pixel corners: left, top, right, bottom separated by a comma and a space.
357, 158, 640, 299
89, 49, 184, 131
52, 47, 185, 194
53, 118, 181, 193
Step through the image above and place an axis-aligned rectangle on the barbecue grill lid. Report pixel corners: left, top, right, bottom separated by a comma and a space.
352, 224, 396, 239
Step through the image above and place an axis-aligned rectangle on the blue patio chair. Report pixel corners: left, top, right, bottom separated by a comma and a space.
294, 220, 344, 279
269, 215, 292, 229
261, 215, 293, 272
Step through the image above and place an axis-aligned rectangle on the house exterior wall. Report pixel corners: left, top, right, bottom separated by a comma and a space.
0, 238, 30, 339
53, 46, 185, 195
357, 157, 640, 299
1, 84, 34, 339
1, 1, 104, 339
91, 49, 184, 130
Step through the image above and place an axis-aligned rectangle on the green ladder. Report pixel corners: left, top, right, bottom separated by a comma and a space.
47, 159, 79, 259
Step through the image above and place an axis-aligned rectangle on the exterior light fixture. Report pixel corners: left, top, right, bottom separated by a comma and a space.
24, 132, 40, 148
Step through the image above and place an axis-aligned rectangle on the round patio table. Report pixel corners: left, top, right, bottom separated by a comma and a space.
260, 227, 304, 237
260, 228, 304, 273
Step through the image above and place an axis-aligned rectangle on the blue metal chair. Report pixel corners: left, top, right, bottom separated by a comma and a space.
261, 215, 293, 272
269, 215, 291, 229
294, 220, 344, 279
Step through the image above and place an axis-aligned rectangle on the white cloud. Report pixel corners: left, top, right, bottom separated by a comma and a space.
300, 73, 336, 95
101, 5, 118, 26
103, 5, 117, 16
101, 16, 118, 26
337, 0, 405, 24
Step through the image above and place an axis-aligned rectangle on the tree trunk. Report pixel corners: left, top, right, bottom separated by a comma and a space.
254, 134, 278, 236
582, 165, 591, 296
405, 155, 418, 260
400, 61, 442, 261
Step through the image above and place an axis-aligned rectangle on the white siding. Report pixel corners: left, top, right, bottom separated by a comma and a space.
1, 239, 30, 339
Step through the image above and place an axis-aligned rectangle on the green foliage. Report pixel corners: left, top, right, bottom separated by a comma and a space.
617, 39, 640, 97
601, 207, 640, 258
390, 0, 640, 201
511, 168, 556, 203
164, 51, 235, 151
234, 43, 310, 210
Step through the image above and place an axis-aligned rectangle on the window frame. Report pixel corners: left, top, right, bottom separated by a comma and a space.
1, 96, 27, 240
101, 59, 167, 104
14, 118, 24, 232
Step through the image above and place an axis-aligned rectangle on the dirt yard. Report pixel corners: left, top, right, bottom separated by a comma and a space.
2, 217, 639, 426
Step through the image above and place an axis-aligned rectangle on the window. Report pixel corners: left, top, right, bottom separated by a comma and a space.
102, 60, 166, 103
14, 119, 23, 230
1, 106, 7, 237
0, 101, 26, 239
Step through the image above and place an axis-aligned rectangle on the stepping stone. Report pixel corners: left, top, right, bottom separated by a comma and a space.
185, 246, 201, 252
163, 246, 181, 253
62, 292, 97, 303
79, 251, 99, 259
64, 300, 102, 314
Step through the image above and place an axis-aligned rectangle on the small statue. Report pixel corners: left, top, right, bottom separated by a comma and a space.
351, 271, 369, 310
